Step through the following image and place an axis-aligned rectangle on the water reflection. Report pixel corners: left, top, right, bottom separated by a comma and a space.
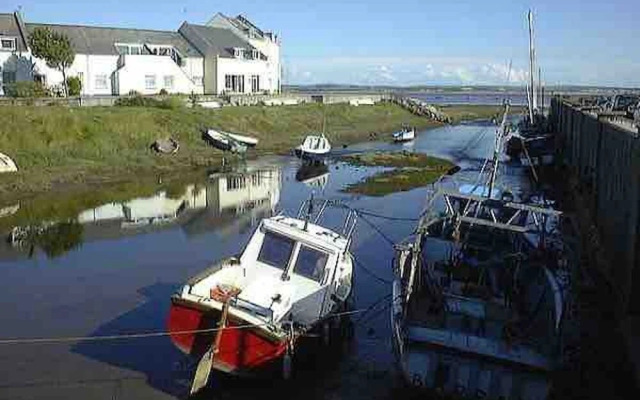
2, 166, 282, 260
295, 162, 330, 190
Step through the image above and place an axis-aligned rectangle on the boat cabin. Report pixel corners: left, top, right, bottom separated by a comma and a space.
302, 135, 330, 152
186, 215, 351, 326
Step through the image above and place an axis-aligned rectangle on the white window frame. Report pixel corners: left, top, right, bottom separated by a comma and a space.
0, 37, 17, 51
114, 43, 143, 56
233, 48, 244, 58
145, 75, 156, 90
163, 75, 174, 90
95, 74, 108, 90
251, 50, 259, 60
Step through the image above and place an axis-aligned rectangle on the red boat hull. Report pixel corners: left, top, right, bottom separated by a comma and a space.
167, 298, 287, 374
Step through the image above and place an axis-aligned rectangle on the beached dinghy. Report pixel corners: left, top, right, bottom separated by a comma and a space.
0, 152, 17, 173
293, 135, 331, 162
392, 125, 416, 143
151, 137, 180, 154
203, 129, 259, 154
167, 198, 356, 392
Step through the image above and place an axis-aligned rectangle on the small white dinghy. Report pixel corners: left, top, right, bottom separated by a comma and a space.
392, 125, 416, 142
168, 198, 357, 390
294, 135, 331, 162
0, 152, 17, 173
203, 129, 258, 154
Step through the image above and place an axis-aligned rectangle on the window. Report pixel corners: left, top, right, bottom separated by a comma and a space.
226, 175, 246, 191
95, 74, 108, 90
115, 43, 142, 55
233, 48, 244, 58
1, 38, 16, 50
294, 246, 328, 283
251, 50, 259, 60
258, 231, 295, 270
115, 45, 129, 55
224, 74, 244, 93
251, 75, 260, 93
145, 75, 156, 90
2, 71, 16, 84
158, 47, 170, 56
164, 75, 174, 90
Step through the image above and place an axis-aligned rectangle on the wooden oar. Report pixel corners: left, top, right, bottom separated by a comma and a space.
190, 300, 231, 395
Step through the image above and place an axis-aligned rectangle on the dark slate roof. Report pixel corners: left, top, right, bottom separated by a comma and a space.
178, 22, 255, 58
0, 13, 28, 51
24, 23, 202, 57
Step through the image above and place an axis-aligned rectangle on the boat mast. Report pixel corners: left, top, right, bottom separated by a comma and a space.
488, 101, 510, 199
528, 9, 537, 121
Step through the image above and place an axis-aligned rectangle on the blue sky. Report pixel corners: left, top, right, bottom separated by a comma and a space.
8, 0, 640, 87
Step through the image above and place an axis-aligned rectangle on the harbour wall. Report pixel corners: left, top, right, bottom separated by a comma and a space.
550, 97, 640, 315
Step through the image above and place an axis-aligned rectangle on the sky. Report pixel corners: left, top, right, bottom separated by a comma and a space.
7, 0, 640, 87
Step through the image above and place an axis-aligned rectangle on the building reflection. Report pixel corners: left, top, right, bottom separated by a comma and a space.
3, 167, 281, 259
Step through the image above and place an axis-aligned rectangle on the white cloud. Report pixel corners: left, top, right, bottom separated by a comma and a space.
285, 56, 530, 86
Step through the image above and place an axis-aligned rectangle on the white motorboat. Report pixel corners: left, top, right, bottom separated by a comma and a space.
168, 198, 356, 392
392, 125, 416, 142
294, 135, 331, 162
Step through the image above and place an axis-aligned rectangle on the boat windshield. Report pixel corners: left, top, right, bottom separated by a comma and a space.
258, 231, 295, 270
293, 245, 328, 283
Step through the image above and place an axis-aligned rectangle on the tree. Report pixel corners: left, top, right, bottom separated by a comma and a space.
28, 27, 75, 97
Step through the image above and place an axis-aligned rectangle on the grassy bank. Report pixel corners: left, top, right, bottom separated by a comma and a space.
341, 151, 456, 196
0, 103, 503, 200
440, 104, 525, 123
0, 102, 442, 199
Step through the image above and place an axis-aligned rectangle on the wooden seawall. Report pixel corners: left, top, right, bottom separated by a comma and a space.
550, 97, 640, 315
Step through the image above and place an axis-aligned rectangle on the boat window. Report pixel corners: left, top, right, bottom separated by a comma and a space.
294, 245, 329, 283
258, 231, 295, 270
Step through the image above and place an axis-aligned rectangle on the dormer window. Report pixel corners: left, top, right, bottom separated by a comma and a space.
233, 48, 244, 58
1, 37, 17, 51
251, 50, 259, 60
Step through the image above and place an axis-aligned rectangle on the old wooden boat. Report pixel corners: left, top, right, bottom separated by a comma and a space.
167, 198, 356, 392
391, 100, 570, 399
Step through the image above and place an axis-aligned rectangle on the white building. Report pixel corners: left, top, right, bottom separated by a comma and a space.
0, 11, 281, 96
205, 13, 281, 94
0, 12, 33, 96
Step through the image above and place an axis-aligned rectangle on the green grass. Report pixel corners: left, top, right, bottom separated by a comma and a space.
0, 102, 441, 199
439, 104, 526, 123
343, 168, 448, 197
341, 151, 456, 196
0, 102, 498, 200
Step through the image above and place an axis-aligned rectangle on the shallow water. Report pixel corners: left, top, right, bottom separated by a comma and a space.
0, 120, 534, 399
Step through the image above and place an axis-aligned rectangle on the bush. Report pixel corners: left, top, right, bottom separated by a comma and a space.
115, 94, 184, 110
158, 88, 168, 96
3, 81, 48, 98
66, 76, 82, 96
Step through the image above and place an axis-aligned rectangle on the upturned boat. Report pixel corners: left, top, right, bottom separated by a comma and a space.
167, 198, 356, 393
